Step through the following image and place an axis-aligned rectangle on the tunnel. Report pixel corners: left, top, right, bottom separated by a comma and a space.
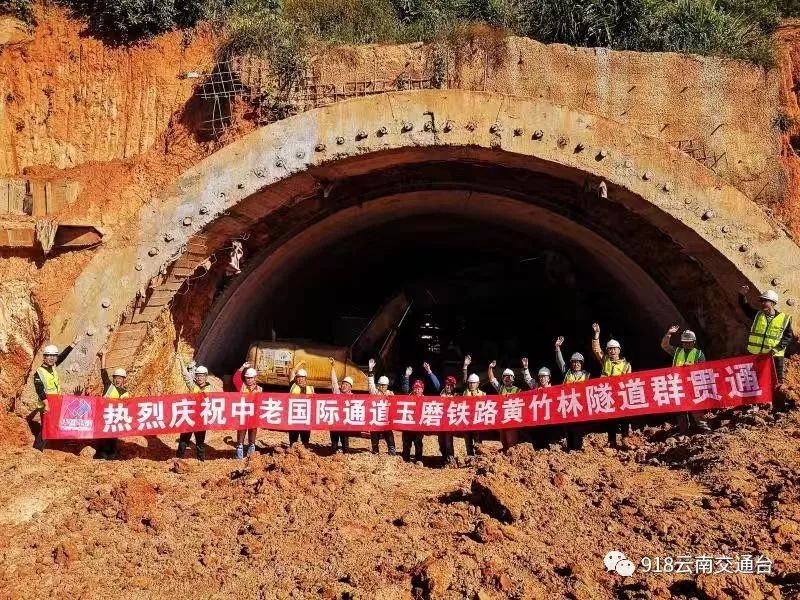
52, 89, 799, 395
188, 152, 749, 383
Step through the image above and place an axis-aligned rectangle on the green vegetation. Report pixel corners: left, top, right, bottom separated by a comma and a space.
8, 0, 800, 66
0, 0, 35, 24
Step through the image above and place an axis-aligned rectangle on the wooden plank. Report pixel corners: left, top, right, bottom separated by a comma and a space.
30, 180, 47, 216
130, 306, 167, 323
9, 180, 26, 213
0, 180, 8, 212
44, 182, 61, 214
145, 290, 174, 306
108, 338, 144, 353
104, 349, 138, 366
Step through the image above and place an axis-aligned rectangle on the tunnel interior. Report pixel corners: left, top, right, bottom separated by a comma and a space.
259, 215, 666, 381
188, 153, 751, 383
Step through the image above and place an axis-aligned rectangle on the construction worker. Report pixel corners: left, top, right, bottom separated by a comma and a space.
661, 325, 710, 432
740, 286, 794, 385
488, 359, 522, 451
97, 351, 129, 460
400, 365, 435, 462
462, 365, 486, 456
288, 361, 314, 446
432, 370, 457, 465
367, 358, 396, 455
555, 336, 591, 383
176, 356, 218, 460
232, 362, 260, 458
555, 336, 591, 451
591, 322, 632, 448
31, 339, 77, 451
328, 357, 352, 453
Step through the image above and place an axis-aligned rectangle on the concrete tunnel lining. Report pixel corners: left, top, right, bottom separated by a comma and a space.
195, 190, 683, 371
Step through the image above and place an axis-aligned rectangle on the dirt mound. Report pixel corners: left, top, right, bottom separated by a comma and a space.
0, 407, 797, 599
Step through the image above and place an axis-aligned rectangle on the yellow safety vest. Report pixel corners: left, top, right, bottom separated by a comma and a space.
499, 385, 520, 395
564, 370, 589, 384
673, 347, 702, 367
290, 383, 314, 394
463, 389, 486, 397
748, 311, 788, 357
36, 366, 61, 408
192, 383, 213, 394
602, 357, 630, 377
104, 385, 130, 399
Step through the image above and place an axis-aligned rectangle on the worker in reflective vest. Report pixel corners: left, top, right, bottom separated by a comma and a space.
555, 335, 592, 450
462, 365, 486, 456
661, 325, 709, 433
98, 351, 129, 460
740, 286, 794, 385
288, 361, 314, 447
488, 360, 522, 451
232, 362, 261, 459
367, 358, 397, 455
177, 357, 218, 461
31, 340, 76, 451
591, 322, 632, 448
329, 357, 352, 453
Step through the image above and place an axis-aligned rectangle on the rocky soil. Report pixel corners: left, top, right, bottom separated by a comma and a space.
1, 394, 798, 600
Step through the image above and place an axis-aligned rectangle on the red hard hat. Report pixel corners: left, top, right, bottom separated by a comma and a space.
412, 379, 425, 390
445, 376, 457, 386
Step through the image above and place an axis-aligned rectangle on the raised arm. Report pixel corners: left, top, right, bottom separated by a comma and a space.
462, 354, 471, 384
401, 366, 412, 394
661, 324, 679, 357
554, 336, 566, 374
56, 334, 80, 367
289, 359, 306, 383
329, 357, 340, 394
175, 354, 195, 390
424, 362, 441, 392
233, 361, 249, 391
99, 351, 111, 389
367, 358, 378, 394
521, 357, 533, 388
591, 323, 604, 364
487, 360, 500, 393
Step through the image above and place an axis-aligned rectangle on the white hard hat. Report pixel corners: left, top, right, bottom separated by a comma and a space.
296, 368, 308, 378
606, 339, 621, 349
502, 368, 515, 377
538, 367, 551, 377
760, 289, 779, 303
570, 352, 584, 363
244, 367, 258, 378
195, 365, 209, 375
43, 344, 59, 355
467, 373, 480, 383
680, 330, 697, 342
377, 375, 390, 386
342, 376, 354, 386
112, 368, 127, 378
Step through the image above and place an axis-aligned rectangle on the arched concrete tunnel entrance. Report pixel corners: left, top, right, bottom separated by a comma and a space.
193, 152, 739, 380
41, 90, 800, 395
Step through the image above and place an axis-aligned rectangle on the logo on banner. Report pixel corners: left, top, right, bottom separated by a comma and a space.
59, 397, 93, 432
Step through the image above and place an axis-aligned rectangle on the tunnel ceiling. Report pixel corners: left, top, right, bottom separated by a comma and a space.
40, 90, 800, 389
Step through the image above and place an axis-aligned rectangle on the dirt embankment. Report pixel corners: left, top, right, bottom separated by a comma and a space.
0, 400, 798, 600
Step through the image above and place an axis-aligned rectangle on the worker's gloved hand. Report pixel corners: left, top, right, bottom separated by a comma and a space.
328, 357, 335, 366
740, 285, 750, 295
423, 362, 432, 374
489, 360, 496, 368
405, 366, 413, 377
666, 324, 680, 335
521, 357, 528, 369
555, 336, 564, 349
463, 354, 472, 368
368, 358, 376, 371
241, 361, 251, 371
592, 323, 600, 337
188, 360, 197, 369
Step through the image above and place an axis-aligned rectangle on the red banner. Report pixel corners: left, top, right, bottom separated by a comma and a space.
42, 355, 774, 440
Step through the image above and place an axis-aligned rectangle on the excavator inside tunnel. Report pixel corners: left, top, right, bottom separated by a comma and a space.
182, 158, 748, 392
